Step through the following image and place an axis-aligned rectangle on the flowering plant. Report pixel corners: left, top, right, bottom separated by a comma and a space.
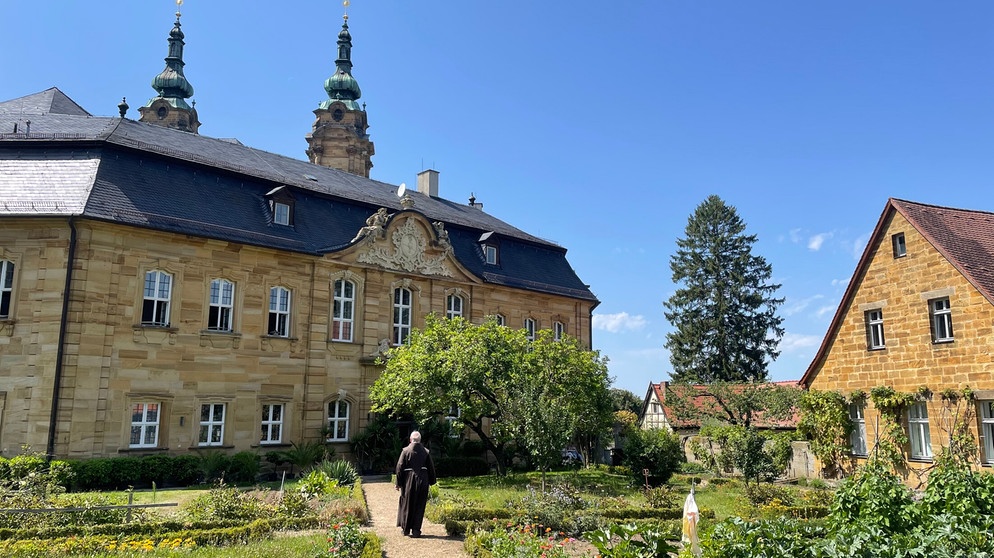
481, 522, 576, 558
323, 520, 366, 557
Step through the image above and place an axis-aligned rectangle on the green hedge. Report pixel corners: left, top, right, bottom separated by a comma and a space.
0, 516, 320, 543
63, 452, 263, 491
598, 507, 716, 520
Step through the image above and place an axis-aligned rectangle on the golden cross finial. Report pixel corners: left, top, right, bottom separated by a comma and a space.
343, 0, 350, 22
176, 0, 183, 19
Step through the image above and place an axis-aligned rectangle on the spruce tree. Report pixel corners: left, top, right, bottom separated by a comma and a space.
664, 195, 784, 383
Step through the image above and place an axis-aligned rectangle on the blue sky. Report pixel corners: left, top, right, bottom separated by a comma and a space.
5, 1, 994, 397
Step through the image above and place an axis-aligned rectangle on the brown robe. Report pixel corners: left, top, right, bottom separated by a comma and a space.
395, 441, 437, 534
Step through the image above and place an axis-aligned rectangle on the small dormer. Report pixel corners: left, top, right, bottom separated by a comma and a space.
479, 231, 500, 266
265, 186, 295, 226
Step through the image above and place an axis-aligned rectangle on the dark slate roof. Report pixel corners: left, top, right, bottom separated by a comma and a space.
0, 91, 597, 302
0, 88, 91, 117
800, 198, 994, 386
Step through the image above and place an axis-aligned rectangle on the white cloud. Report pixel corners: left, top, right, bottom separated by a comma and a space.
779, 332, 822, 353
788, 228, 803, 243
850, 232, 871, 260
593, 312, 648, 333
807, 232, 833, 251
785, 294, 824, 316
815, 305, 836, 319
830, 277, 850, 288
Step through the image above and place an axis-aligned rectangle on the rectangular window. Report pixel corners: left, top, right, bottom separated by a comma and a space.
495, 314, 505, 326
261, 403, 284, 445
865, 309, 885, 350
273, 202, 291, 225
980, 401, 994, 465
908, 402, 932, 460
267, 286, 291, 337
393, 288, 412, 345
892, 232, 906, 258
0, 260, 14, 319
524, 318, 536, 341
332, 279, 355, 342
929, 297, 953, 343
446, 294, 463, 319
198, 403, 226, 446
208, 279, 234, 332
554, 321, 565, 341
485, 245, 498, 265
849, 402, 867, 456
141, 271, 172, 326
129, 402, 160, 448
327, 400, 350, 442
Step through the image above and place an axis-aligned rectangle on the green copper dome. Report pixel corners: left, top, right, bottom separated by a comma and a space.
147, 16, 194, 109
319, 20, 362, 112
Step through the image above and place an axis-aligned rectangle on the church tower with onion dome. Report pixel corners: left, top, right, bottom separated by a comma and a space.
138, 0, 200, 133
305, 1, 375, 177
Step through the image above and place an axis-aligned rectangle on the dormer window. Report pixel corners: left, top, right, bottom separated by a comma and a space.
479, 231, 500, 265
266, 186, 295, 226
273, 202, 291, 225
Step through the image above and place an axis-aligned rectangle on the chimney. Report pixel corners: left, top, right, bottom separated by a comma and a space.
417, 169, 439, 197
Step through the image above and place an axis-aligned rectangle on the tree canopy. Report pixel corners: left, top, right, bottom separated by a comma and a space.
368, 314, 612, 475
664, 195, 785, 383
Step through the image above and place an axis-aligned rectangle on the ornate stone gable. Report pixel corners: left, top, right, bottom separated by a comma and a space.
356, 215, 454, 277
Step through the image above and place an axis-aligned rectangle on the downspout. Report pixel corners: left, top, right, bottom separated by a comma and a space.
47, 216, 78, 459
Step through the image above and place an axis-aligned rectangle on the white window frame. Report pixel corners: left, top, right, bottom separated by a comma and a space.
444, 403, 462, 438
524, 318, 536, 341
849, 402, 867, 456
198, 403, 226, 447
930, 297, 953, 343
865, 309, 885, 350
0, 260, 14, 320
980, 401, 994, 465
332, 279, 355, 342
494, 314, 506, 327
142, 270, 172, 327
393, 287, 412, 345
273, 202, 291, 225
129, 402, 160, 449
446, 294, 463, 319
484, 245, 498, 265
554, 321, 565, 341
208, 279, 235, 332
326, 399, 350, 442
892, 233, 906, 258
268, 286, 291, 337
907, 402, 932, 460
261, 403, 284, 445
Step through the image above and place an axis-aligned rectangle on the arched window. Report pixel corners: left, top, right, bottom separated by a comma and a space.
327, 400, 350, 441
268, 286, 291, 337
393, 287, 412, 345
332, 279, 355, 342
207, 279, 235, 331
446, 294, 463, 319
141, 270, 172, 326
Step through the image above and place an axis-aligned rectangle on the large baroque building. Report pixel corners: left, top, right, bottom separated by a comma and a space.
0, 10, 597, 459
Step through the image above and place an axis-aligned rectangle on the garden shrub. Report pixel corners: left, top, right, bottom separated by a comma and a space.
643, 485, 675, 508
167, 454, 203, 486
184, 482, 266, 522
622, 427, 683, 486
312, 458, 359, 486
227, 451, 261, 484
744, 483, 795, 506
298, 470, 340, 499
196, 450, 232, 483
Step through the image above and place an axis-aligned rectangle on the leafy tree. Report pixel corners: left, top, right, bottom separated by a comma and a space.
664, 195, 784, 383
622, 427, 684, 487
609, 388, 642, 414
369, 315, 611, 476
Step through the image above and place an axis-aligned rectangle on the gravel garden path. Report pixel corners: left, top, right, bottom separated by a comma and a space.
362, 476, 470, 557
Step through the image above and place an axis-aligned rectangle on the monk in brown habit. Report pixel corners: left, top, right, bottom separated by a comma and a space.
395, 430, 437, 537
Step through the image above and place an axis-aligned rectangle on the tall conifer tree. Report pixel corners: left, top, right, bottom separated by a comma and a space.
664, 195, 784, 383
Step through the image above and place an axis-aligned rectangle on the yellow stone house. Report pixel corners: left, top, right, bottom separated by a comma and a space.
0, 11, 597, 460
801, 198, 994, 476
